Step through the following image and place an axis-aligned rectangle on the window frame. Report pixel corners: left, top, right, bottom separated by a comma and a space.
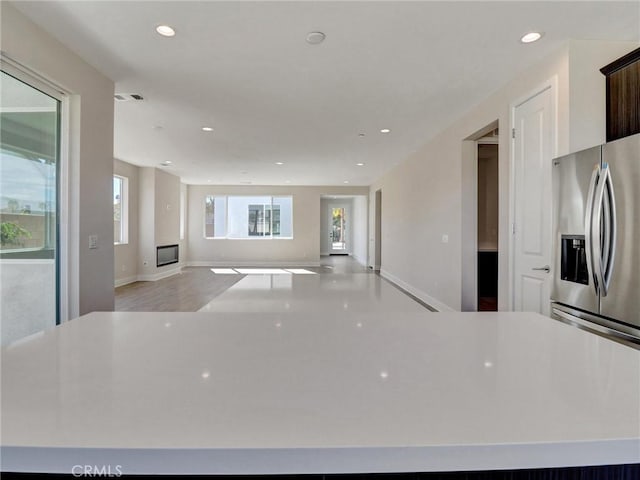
1, 57, 69, 325
113, 174, 129, 245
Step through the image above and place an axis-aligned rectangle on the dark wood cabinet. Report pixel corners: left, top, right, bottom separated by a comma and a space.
601, 47, 640, 142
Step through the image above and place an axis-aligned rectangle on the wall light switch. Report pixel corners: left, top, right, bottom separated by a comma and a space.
442, 234, 449, 243
89, 235, 98, 249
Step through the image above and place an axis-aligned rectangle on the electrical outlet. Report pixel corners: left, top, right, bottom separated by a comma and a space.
89, 235, 98, 249
442, 234, 449, 243
143, 260, 148, 266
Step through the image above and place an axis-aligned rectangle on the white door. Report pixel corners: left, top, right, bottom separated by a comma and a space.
329, 205, 349, 254
512, 84, 555, 315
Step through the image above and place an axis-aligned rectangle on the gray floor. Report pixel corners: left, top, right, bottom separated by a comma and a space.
115, 256, 373, 312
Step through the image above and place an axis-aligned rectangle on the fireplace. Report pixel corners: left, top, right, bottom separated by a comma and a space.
156, 244, 179, 267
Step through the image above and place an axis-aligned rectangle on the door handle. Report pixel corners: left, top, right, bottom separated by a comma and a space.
584, 164, 600, 294
532, 265, 550, 273
593, 162, 616, 297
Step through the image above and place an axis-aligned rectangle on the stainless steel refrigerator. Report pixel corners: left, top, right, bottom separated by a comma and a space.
551, 133, 640, 345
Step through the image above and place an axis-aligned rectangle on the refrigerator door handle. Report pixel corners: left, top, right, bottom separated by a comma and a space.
584, 164, 600, 295
591, 165, 606, 297
599, 163, 617, 296
592, 163, 616, 297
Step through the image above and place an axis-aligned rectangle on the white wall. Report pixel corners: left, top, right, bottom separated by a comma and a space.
352, 195, 368, 266
138, 167, 156, 278
180, 182, 188, 264
1, 3, 115, 317
114, 159, 139, 286
137, 168, 183, 280
113, 163, 185, 285
188, 185, 368, 266
371, 40, 637, 312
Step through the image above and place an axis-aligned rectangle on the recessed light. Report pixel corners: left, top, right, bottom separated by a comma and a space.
520, 32, 543, 43
306, 31, 326, 45
156, 25, 176, 37
275, 162, 284, 165
343, 180, 349, 184
380, 128, 391, 134
160, 161, 172, 166
356, 162, 364, 166
202, 126, 213, 132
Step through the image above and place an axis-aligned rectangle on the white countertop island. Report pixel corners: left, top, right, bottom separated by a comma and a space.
2, 310, 639, 475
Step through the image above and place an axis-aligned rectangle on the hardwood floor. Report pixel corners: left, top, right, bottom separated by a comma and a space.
115, 256, 372, 312
115, 268, 247, 311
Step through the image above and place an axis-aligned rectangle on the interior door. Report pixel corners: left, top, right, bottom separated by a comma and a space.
512, 85, 555, 315
329, 205, 349, 254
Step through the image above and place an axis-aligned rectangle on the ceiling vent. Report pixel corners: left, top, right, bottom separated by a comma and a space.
114, 93, 144, 102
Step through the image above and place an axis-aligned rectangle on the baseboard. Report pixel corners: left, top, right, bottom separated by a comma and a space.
114, 275, 138, 288
380, 269, 457, 312
186, 260, 321, 268
136, 266, 183, 282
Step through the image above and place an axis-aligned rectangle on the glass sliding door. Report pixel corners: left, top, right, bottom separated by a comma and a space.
0, 70, 60, 345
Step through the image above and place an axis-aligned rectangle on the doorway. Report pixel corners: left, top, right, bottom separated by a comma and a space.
329, 206, 348, 254
461, 121, 498, 311
477, 140, 499, 311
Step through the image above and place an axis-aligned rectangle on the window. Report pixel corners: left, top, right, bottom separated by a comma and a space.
1, 72, 59, 256
204, 195, 292, 239
248, 203, 278, 236
113, 175, 128, 244
204, 196, 226, 238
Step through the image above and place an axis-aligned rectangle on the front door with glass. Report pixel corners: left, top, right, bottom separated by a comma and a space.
329, 206, 348, 254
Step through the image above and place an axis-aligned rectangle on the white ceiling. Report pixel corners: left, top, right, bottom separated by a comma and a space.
11, 1, 640, 186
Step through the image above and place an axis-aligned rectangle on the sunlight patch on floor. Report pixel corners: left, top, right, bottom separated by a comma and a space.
211, 268, 317, 275
210, 269, 238, 274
